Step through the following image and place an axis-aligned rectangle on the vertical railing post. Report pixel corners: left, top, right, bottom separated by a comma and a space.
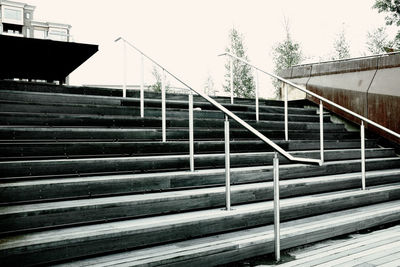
161, 69, 166, 142
361, 121, 366, 190
283, 82, 288, 141
140, 54, 144, 118
122, 40, 127, 98
225, 115, 231, 210
320, 100, 324, 163
273, 151, 281, 262
189, 91, 194, 172
255, 70, 259, 122
230, 56, 234, 105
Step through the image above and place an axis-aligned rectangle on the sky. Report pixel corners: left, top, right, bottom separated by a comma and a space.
27, 0, 396, 98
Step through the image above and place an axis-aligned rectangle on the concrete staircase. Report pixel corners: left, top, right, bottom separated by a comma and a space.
0, 80, 399, 266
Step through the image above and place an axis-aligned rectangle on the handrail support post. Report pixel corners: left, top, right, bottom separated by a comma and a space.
320, 101, 324, 163
140, 54, 144, 117
284, 82, 288, 141
230, 56, 234, 105
122, 40, 127, 98
361, 121, 366, 190
255, 70, 259, 122
189, 91, 194, 172
225, 115, 231, 210
273, 151, 281, 262
161, 69, 166, 142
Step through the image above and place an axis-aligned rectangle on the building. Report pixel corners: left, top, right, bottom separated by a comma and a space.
0, 0, 71, 42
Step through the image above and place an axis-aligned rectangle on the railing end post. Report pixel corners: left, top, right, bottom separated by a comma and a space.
224, 114, 231, 211
273, 150, 280, 262
361, 120, 366, 190
189, 91, 194, 172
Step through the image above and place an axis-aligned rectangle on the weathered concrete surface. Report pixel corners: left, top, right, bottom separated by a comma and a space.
280, 54, 400, 143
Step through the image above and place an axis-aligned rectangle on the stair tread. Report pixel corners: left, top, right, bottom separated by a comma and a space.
52, 199, 400, 267
2, 157, 399, 186
0, 90, 315, 113
0, 147, 394, 164
2, 170, 400, 215
1, 184, 400, 250
0, 81, 398, 266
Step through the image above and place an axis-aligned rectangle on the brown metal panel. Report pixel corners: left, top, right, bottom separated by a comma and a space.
311, 57, 378, 76
368, 93, 400, 143
306, 85, 367, 125
288, 54, 400, 144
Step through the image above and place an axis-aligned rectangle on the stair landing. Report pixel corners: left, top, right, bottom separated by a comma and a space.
257, 223, 400, 267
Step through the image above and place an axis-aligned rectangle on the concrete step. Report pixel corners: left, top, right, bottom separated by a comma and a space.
0, 139, 376, 161
0, 148, 394, 179
0, 90, 318, 115
0, 80, 309, 107
1, 185, 400, 266
2, 169, 400, 234
0, 126, 357, 141
0, 101, 331, 123
1, 157, 399, 203
0, 111, 342, 131
53, 199, 400, 267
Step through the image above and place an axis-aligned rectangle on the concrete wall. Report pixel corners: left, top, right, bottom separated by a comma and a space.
279, 54, 400, 143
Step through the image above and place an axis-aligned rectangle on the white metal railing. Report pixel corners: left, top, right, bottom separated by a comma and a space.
113, 38, 400, 262
220, 51, 400, 261
114, 37, 321, 160
1, 31, 74, 42
114, 37, 321, 263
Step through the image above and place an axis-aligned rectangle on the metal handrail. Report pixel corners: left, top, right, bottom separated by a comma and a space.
220, 51, 400, 261
113, 37, 332, 263
220, 52, 400, 140
115, 37, 321, 165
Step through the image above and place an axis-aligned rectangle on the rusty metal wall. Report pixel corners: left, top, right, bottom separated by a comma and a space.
280, 54, 400, 144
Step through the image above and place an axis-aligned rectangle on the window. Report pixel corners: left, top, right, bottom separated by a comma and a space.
48, 28, 68, 41
34, 29, 46, 39
2, 23, 23, 36
25, 12, 30, 19
4, 8, 22, 21
26, 28, 30, 37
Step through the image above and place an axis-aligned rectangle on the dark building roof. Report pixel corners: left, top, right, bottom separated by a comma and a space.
0, 34, 98, 82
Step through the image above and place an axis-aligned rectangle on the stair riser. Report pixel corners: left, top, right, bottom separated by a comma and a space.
0, 114, 343, 131
2, 188, 400, 266
1, 158, 398, 203
0, 102, 329, 122
0, 149, 393, 179
0, 140, 376, 161
0, 129, 359, 141
1, 80, 399, 267
0, 80, 309, 107
1, 174, 399, 234
0, 92, 317, 115
108, 207, 400, 267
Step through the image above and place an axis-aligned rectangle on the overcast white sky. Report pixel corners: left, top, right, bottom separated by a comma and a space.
27, 0, 396, 98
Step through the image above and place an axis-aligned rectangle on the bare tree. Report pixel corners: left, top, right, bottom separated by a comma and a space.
150, 66, 170, 93
366, 27, 392, 54
332, 26, 351, 60
272, 17, 303, 98
223, 27, 256, 98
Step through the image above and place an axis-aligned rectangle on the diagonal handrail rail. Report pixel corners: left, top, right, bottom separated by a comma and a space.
220, 51, 400, 261
115, 37, 321, 165
220, 52, 400, 140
